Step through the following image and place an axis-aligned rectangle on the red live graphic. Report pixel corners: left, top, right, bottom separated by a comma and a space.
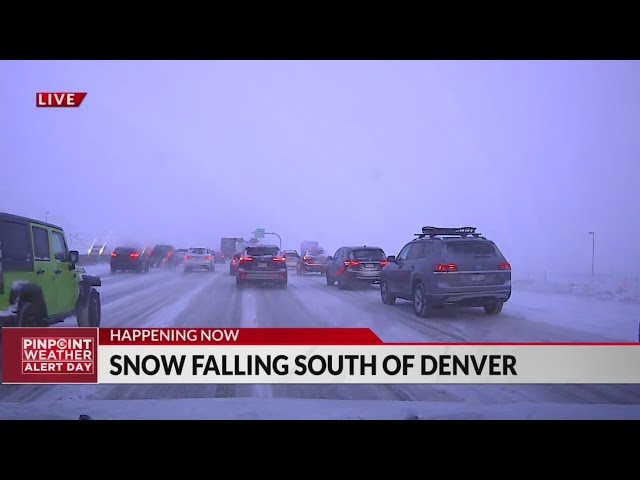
36, 92, 87, 107
22, 337, 94, 374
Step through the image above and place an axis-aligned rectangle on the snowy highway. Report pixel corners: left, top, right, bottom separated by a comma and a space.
1, 263, 640, 412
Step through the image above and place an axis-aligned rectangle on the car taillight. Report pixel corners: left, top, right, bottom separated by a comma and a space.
273, 257, 286, 262
380, 260, 388, 266
130, 252, 140, 258
498, 262, 511, 270
184, 255, 191, 260
344, 260, 360, 267
434, 263, 457, 272
240, 256, 253, 262
204, 255, 212, 260
111, 252, 118, 257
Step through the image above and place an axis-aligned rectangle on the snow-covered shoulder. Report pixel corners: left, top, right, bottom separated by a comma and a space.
1, 397, 639, 420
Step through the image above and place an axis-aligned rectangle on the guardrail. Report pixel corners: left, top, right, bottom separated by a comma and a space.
77, 255, 111, 266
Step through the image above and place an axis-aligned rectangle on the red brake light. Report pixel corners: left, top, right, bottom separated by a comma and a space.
434, 263, 457, 272
344, 260, 360, 267
184, 255, 191, 260
273, 257, 286, 262
303, 256, 310, 261
240, 256, 253, 262
204, 255, 212, 260
498, 262, 511, 270
111, 252, 118, 257
129, 252, 140, 258
380, 260, 388, 266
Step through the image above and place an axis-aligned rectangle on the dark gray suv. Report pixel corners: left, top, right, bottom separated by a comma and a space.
380, 227, 511, 318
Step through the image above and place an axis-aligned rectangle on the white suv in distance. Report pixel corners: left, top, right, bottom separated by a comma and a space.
184, 247, 215, 272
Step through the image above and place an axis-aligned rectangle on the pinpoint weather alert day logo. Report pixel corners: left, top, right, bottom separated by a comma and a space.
21, 336, 95, 374
36, 92, 87, 108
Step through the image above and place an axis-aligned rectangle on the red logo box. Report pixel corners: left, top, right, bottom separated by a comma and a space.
2, 328, 98, 384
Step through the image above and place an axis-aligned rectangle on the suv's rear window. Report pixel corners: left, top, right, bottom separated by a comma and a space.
284, 251, 299, 257
114, 247, 138, 254
246, 247, 279, 256
446, 242, 498, 256
0, 221, 30, 261
350, 249, 385, 260
190, 248, 206, 254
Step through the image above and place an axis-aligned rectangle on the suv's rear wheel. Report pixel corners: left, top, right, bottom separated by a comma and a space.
326, 272, 335, 286
484, 302, 503, 315
16, 301, 44, 327
413, 283, 433, 318
380, 281, 396, 305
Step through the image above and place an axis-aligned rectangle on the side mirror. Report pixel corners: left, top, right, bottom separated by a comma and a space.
386, 255, 396, 262
69, 250, 79, 263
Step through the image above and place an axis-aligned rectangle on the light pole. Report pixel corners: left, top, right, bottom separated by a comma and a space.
588, 231, 595, 283
45, 211, 50, 222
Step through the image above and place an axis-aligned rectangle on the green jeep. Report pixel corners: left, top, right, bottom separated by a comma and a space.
0, 212, 101, 328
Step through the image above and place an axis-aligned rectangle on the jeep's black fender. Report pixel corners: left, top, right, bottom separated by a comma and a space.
81, 275, 102, 287
10, 282, 48, 317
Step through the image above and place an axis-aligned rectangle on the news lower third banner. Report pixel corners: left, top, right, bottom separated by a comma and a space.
1, 328, 639, 385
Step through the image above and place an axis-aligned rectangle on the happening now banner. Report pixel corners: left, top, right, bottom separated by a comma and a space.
1, 328, 639, 385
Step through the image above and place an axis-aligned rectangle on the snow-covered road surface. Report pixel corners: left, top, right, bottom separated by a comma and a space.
1, 265, 639, 419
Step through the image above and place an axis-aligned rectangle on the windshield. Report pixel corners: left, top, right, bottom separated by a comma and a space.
246, 247, 279, 256
446, 242, 498, 257
350, 248, 385, 260
3, 61, 639, 421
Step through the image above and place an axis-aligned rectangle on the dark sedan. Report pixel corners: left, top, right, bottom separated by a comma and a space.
325, 246, 387, 289
110, 246, 151, 273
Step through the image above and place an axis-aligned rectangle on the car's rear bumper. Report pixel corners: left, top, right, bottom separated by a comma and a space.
302, 264, 325, 272
110, 260, 143, 270
345, 270, 382, 282
185, 262, 213, 269
238, 270, 287, 281
427, 288, 512, 307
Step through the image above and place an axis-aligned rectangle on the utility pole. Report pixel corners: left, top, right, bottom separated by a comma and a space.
588, 232, 595, 283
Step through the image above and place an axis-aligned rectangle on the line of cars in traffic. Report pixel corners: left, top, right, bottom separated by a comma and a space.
227, 226, 512, 319
109, 244, 226, 273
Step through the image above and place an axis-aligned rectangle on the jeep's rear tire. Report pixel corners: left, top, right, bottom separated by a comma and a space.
484, 302, 503, 315
326, 272, 335, 286
16, 301, 44, 327
77, 288, 101, 327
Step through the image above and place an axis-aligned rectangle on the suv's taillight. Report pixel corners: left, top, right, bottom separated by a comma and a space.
380, 260, 388, 266
184, 255, 191, 260
240, 256, 253, 262
273, 257, 286, 262
344, 260, 360, 267
434, 263, 457, 272
111, 252, 118, 257
498, 262, 511, 270
204, 255, 212, 260
130, 252, 140, 258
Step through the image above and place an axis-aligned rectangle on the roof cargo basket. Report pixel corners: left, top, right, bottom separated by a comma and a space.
415, 226, 484, 239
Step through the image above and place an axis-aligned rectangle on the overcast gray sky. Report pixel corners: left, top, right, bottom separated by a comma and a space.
2, 60, 639, 278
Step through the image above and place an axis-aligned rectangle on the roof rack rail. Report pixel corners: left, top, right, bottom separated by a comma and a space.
415, 226, 483, 239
